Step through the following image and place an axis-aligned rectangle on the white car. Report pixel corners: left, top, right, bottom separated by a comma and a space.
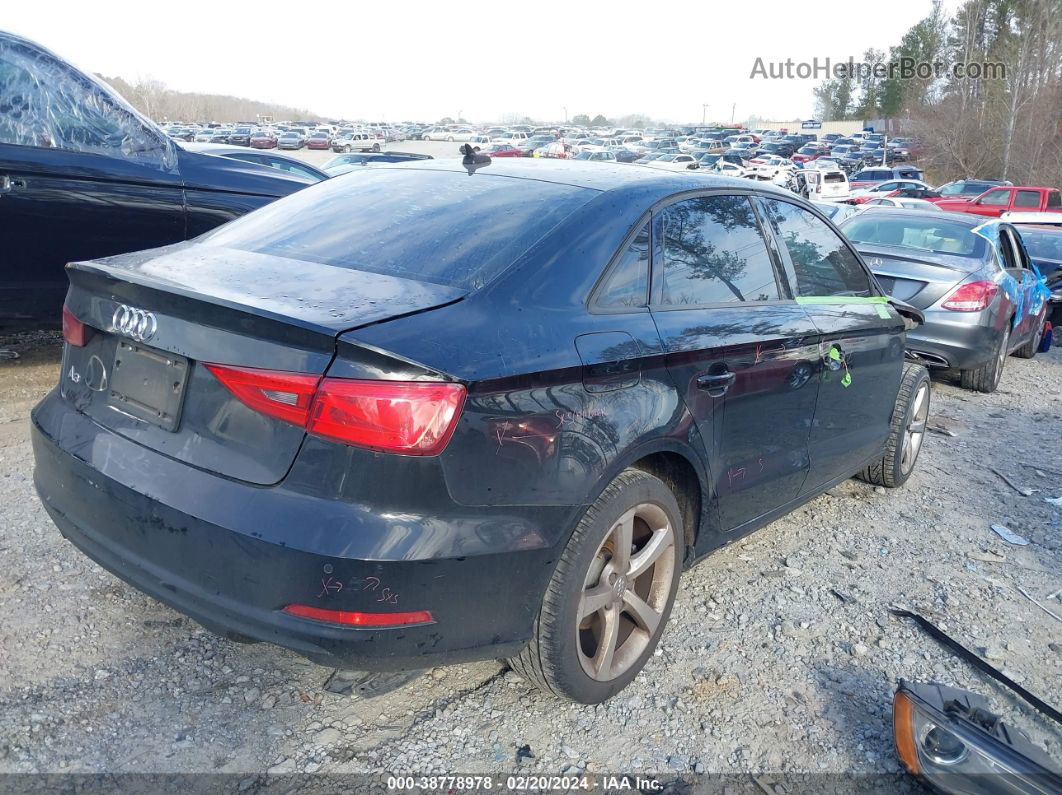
645, 153, 701, 172
712, 161, 748, 178
493, 131, 529, 146
460, 135, 492, 152
848, 179, 932, 201
803, 167, 851, 201
747, 155, 792, 180
1000, 211, 1062, 225
863, 197, 943, 210
424, 127, 465, 141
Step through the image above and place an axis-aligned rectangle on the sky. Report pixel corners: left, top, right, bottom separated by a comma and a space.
7, 1, 951, 124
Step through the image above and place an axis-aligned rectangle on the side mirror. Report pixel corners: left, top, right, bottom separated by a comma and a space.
888, 297, 924, 329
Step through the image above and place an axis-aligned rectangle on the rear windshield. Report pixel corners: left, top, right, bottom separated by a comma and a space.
199, 168, 597, 290
841, 216, 986, 258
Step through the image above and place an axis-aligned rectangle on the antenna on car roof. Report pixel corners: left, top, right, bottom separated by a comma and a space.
460, 143, 491, 175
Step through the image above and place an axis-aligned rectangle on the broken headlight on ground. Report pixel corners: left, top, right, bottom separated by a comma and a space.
894, 680, 1061, 794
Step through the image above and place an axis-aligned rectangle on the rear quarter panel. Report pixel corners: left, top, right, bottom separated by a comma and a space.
341, 189, 711, 517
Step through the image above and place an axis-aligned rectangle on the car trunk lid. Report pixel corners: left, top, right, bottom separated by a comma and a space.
60, 243, 466, 485
857, 244, 979, 310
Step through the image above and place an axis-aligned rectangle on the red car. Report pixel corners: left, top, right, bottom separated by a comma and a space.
790, 145, 825, 164
249, 131, 277, 149
935, 186, 1062, 217
485, 143, 523, 158
305, 132, 332, 150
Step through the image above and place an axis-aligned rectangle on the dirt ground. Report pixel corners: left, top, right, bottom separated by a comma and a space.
0, 329, 1059, 788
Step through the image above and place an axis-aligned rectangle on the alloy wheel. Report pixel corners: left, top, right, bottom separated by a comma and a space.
900, 381, 929, 475
576, 503, 676, 682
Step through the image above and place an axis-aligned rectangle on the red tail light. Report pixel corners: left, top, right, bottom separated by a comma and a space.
308, 379, 465, 455
206, 365, 465, 456
204, 364, 319, 426
941, 281, 998, 312
62, 305, 88, 347
283, 604, 434, 627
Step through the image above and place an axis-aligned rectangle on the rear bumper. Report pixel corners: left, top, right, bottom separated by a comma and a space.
31, 392, 567, 670
904, 310, 1001, 370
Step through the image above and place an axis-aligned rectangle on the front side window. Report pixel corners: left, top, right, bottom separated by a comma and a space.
658, 195, 780, 306
978, 190, 1011, 206
760, 199, 872, 297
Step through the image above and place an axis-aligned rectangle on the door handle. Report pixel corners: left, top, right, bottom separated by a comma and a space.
696, 370, 736, 397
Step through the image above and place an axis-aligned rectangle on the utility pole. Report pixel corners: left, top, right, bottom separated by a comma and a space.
563, 106, 568, 123
731, 103, 736, 124
702, 104, 709, 125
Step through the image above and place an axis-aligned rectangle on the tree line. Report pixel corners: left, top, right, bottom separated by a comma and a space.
813, 0, 1061, 184
100, 75, 323, 125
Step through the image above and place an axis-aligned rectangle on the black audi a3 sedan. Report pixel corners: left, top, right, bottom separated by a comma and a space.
33, 160, 929, 703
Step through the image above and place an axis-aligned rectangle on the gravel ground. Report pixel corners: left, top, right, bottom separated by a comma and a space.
0, 330, 1059, 788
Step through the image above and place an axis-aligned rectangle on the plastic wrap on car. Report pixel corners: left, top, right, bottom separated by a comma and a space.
973, 221, 1034, 328
0, 33, 177, 173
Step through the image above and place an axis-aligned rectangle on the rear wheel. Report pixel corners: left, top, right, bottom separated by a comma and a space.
1013, 317, 1044, 359
372, 143, 380, 152
960, 326, 1008, 392
859, 363, 930, 488
508, 468, 682, 703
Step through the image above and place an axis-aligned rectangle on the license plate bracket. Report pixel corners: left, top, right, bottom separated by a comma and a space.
108, 340, 189, 432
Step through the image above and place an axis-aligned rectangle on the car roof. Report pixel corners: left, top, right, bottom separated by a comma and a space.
374, 158, 791, 198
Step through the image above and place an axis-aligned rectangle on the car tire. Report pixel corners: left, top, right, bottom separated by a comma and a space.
508, 468, 683, 704
960, 326, 1009, 393
858, 362, 930, 488
372, 143, 380, 152
1013, 317, 1044, 359
447, 136, 454, 142
343, 145, 351, 153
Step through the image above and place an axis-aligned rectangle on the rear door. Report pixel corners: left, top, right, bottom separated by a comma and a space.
1012, 189, 1045, 213
757, 198, 905, 492
0, 37, 184, 324
999, 225, 1046, 342
649, 193, 822, 536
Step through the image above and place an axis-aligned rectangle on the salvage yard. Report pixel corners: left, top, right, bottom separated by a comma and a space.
1, 331, 1058, 784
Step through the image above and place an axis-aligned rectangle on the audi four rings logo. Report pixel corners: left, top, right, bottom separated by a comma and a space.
111, 305, 157, 342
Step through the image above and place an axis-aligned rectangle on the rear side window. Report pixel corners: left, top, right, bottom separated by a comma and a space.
1014, 190, 1041, 208
657, 195, 780, 305
596, 224, 649, 309
201, 169, 596, 290
760, 199, 872, 297
1048, 191, 1061, 208
0, 40, 170, 171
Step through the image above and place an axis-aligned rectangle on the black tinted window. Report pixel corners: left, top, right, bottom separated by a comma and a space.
761, 200, 872, 297
596, 224, 649, 308
658, 196, 780, 305
201, 170, 595, 290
